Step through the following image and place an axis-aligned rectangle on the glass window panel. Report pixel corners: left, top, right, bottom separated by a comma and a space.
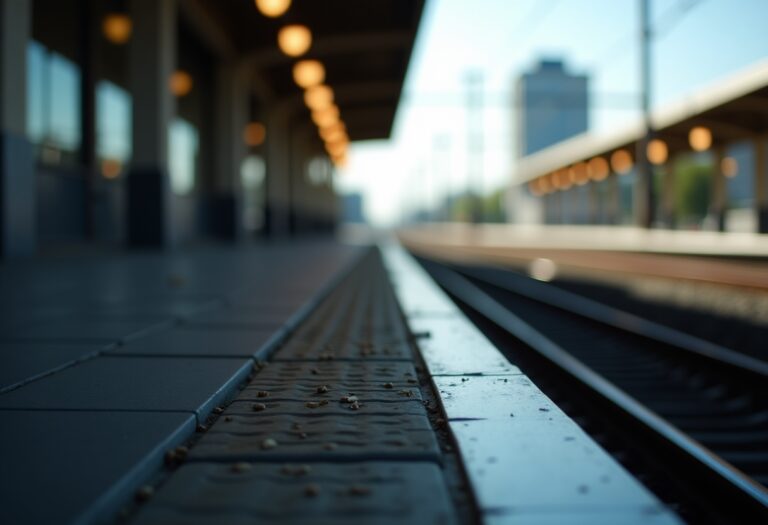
726, 141, 753, 209
47, 51, 81, 154
26, 41, 82, 165
618, 171, 635, 225
26, 41, 46, 144
241, 155, 265, 190
169, 118, 198, 195
306, 157, 330, 185
96, 80, 132, 179
241, 155, 266, 233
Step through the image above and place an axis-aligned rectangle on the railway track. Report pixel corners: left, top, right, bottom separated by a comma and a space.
418, 257, 768, 524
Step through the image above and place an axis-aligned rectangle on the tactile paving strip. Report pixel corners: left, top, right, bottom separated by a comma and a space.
237, 381, 422, 401
275, 258, 412, 361
190, 412, 439, 462
251, 361, 420, 385
131, 462, 457, 525
277, 340, 413, 360
225, 398, 426, 416
129, 250, 453, 522
190, 325, 436, 461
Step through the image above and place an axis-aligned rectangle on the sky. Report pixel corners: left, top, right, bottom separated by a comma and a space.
335, 0, 768, 225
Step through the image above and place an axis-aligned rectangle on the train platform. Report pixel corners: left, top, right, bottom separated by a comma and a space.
399, 224, 768, 290
1, 239, 684, 524
399, 223, 768, 256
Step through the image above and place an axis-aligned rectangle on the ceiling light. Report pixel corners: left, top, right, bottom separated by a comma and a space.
278, 25, 312, 57
647, 139, 668, 165
304, 85, 333, 111
102, 14, 132, 44
610, 149, 633, 174
255, 0, 291, 18
689, 126, 712, 152
169, 70, 193, 97
243, 122, 267, 147
293, 60, 325, 88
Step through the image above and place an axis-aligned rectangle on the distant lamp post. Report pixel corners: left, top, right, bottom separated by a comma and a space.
688, 126, 712, 152
278, 25, 312, 57
548, 172, 560, 191
548, 170, 561, 190
560, 170, 573, 190
293, 60, 325, 88
570, 162, 589, 185
169, 70, 193, 97
647, 139, 668, 165
552, 169, 571, 190
587, 157, 609, 181
610, 149, 633, 174
721, 156, 739, 178
102, 13, 132, 44
243, 122, 267, 147
528, 179, 543, 197
539, 176, 553, 194
255, 0, 291, 18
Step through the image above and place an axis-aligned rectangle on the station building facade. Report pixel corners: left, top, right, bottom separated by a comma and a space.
510, 58, 588, 224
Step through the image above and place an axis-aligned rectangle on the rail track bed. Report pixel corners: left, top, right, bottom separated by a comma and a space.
545, 271, 768, 362
418, 256, 768, 524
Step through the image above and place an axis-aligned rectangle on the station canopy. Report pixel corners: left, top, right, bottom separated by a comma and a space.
188, 0, 425, 141
513, 59, 768, 186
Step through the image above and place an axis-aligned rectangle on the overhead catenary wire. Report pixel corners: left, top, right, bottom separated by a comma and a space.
399, 90, 640, 108
591, 0, 709, 72
505, 0, 564, 47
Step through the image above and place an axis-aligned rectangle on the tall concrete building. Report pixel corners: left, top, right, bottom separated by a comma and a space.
341, 192, 366, 223
515, 59, 588, 158
509, 59, 588, 223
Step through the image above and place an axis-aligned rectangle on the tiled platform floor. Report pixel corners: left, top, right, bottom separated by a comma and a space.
129, 249, 457, 525
0, 241, 361, 524
0, 239, 684, 525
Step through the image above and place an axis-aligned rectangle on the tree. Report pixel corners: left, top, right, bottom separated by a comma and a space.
674, 158, 712, 228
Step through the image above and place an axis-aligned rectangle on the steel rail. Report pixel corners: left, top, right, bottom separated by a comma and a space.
427, 264, 768, 521
457, 264, 768, 382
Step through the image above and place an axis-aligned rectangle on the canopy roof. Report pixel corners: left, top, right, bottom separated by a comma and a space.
187, 0, 425, 141
513, 59, 768, 186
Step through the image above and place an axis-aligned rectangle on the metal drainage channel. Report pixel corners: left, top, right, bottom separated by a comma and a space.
120, 248, 478, 525
417, 256, 768, 524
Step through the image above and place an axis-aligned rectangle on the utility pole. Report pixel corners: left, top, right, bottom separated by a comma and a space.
636, 0, 655, 228
465, 71, 484, 223
432, 134, 450, 221
417, 162, 428, 222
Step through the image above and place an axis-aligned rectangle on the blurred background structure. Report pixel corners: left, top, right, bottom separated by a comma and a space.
3, 3, 768, 524
0, 0, 423, 257
338, 0, 768, 234
2, 0, 768, 259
